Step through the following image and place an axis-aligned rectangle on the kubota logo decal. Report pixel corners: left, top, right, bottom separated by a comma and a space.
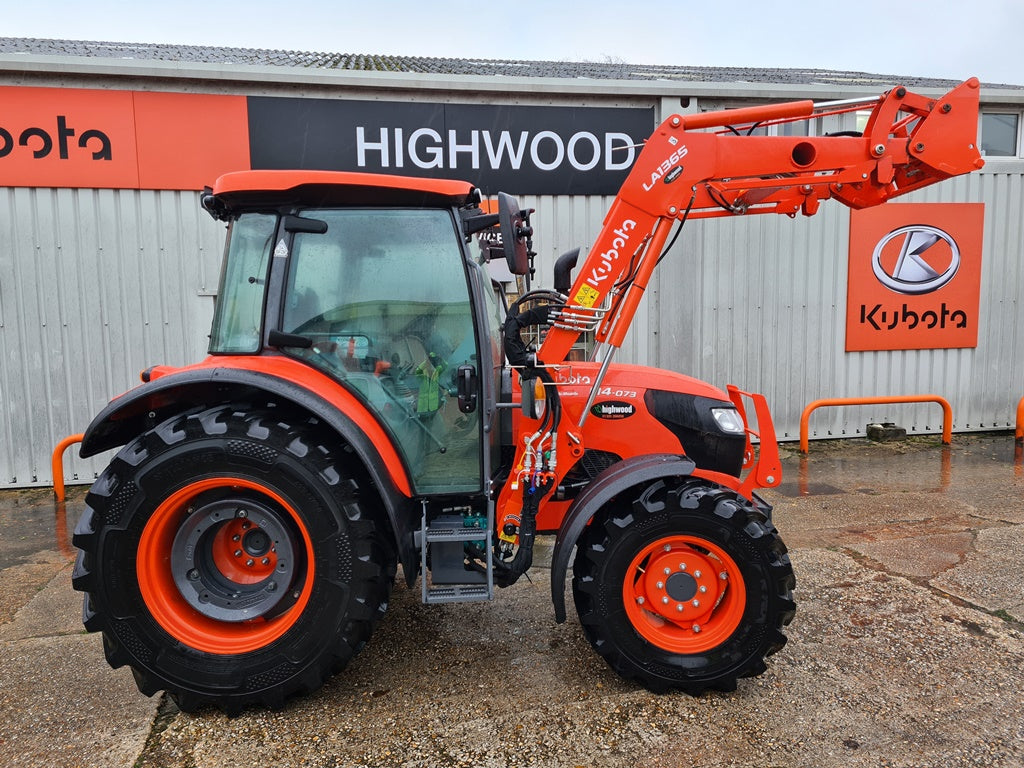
583, 219, 637, 290
590, 401, 636, 420
871, 225, 960, 294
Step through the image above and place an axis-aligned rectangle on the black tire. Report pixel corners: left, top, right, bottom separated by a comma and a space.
572, 477, 795, 693
72, 404, 395, 713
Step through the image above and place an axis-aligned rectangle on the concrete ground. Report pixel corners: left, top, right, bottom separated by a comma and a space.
2, 433, 1023, 768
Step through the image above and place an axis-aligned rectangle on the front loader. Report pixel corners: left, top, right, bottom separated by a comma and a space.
71, 79, 984, 711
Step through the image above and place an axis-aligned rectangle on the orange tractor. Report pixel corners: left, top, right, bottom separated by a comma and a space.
72, 79, 984, 711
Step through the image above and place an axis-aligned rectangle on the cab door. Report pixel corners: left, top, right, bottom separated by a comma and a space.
278, 207, 484, 495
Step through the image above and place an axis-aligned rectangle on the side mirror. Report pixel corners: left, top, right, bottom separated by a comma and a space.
498, 192, 532, 275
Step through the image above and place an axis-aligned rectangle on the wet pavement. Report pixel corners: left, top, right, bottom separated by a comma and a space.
1, 433, 1023, 767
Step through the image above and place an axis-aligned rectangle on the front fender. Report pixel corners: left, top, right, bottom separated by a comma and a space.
550, 453, 695, 623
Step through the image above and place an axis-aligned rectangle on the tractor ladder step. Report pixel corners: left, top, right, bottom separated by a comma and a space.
420, 511, 494, 605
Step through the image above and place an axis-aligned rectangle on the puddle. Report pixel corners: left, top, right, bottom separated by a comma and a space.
0, 488, 79, 569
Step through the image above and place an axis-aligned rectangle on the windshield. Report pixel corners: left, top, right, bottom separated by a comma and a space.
209, 213, 276, 354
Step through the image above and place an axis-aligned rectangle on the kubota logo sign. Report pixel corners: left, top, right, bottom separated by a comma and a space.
871, 225, 960, 294
0, 87, 249, 190
846, 204, 984, 351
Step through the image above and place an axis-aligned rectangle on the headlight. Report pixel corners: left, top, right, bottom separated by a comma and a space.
710, 407, 745, 434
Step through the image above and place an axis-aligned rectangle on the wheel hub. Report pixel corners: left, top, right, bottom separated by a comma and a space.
170, 496, 298, 622
623, 534, 746, 653
639, 546, 723, 624
665, 571, 698, 602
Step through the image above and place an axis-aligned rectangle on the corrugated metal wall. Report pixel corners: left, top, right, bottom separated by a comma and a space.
6, 164, 1022, 489
0, 188, 225, 486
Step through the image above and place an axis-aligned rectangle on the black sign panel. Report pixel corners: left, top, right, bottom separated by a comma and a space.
248, 97, 654, 195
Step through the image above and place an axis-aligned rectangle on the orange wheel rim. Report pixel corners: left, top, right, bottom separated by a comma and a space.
137, 477, 315, 655
622, 535, 745, 654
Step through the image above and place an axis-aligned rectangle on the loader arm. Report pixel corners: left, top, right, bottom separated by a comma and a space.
539, 78, 984, 365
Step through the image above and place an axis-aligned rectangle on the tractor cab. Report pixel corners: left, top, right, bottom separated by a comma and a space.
202, 171, 506, 497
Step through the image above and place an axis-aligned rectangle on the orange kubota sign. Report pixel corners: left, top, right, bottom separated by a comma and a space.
0, 86, 249, 190
846, 203, 985, 351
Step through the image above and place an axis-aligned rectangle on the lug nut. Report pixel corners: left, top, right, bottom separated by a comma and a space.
663, 567, 672, 575
693, 570, 702, 578
656, 581, 664, 589
663, 544, 672, 552
246, 559, 255, 567
699, 585, 708, 593
662, 596, 670, 605
692, 599, 700, 608
676, 604, 684, 612
637, 596, 645, 605
679, 563, 687, 571
693, 624, 702, 633
262, 557, 271, 566
232, 534, 241, 542
720, 571, 728, 580
234, 549, 242, 558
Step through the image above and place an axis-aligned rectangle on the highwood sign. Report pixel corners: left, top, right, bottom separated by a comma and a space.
846, 204, 985, 351
0, 86, 652, 195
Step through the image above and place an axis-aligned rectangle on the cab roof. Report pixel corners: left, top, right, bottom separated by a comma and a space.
208, 170, 479, 212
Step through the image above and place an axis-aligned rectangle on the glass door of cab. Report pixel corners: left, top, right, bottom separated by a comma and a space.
279, 208, 482, 495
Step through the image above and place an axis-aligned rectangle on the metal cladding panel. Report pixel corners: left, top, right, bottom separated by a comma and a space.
0, 188, 224, 487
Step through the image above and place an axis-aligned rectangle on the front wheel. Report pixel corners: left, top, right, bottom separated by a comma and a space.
572, 477, 795, 693
72, 404, 395, 712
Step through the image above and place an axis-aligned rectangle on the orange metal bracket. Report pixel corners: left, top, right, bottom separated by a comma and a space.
52, 433, 84, 502
727, 385, 782, 497
1015, 396, 1024, 443
800, 396, 952, 454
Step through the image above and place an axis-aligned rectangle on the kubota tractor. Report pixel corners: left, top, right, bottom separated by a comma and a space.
72, 79, 984, 711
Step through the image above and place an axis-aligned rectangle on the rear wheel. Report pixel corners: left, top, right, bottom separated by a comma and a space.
72, 404, 395, 712
572, 477, 795, 693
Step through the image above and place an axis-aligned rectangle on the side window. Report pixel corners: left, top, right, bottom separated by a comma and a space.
209, 213, 276, 354
281, 208, 482, 494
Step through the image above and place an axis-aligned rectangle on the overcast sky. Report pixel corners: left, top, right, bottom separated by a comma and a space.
4, 0, 1022, 86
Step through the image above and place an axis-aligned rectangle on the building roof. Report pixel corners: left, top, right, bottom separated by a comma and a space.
2, 36, 1018, 90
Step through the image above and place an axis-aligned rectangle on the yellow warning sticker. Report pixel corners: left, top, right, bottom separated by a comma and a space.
574, 284, 600, 308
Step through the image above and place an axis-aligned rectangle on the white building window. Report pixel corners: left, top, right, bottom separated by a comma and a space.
980, 112, 1020, 157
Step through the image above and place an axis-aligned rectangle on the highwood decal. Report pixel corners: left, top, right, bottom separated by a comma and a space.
0, 87, 250, 190
846, 204, 985, 351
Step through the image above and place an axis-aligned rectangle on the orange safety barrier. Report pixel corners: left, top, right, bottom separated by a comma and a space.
1016, 396, 1024, 443
800, 396, 952, 454
52, 433, 84, 503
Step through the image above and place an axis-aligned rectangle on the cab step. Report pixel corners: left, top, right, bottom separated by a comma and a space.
419, 509, 494, 605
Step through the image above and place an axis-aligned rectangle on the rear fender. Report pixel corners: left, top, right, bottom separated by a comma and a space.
80, 361, 421, 581
549, 453, 695, 623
